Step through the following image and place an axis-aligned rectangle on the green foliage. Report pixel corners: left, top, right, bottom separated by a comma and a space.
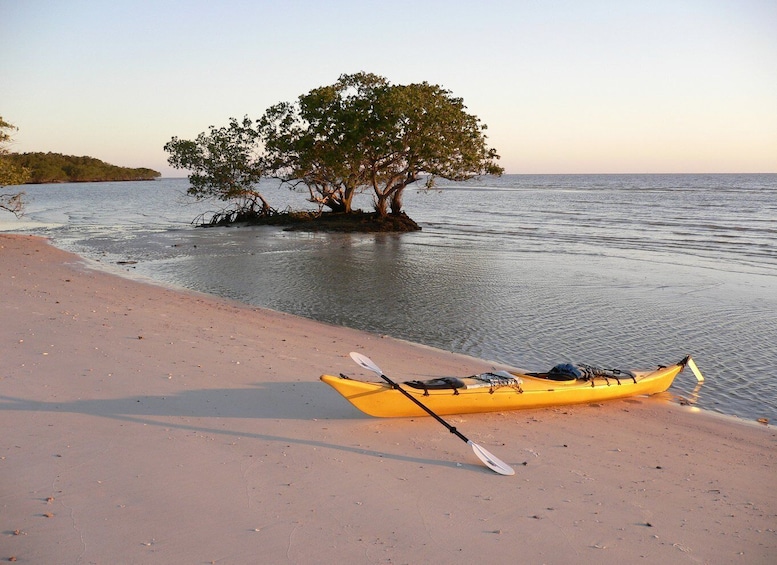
5, 152, 160, 183
258, 73, 389, 213
361, 78, 503, 215
0, 158, 31, 187
1, 116, 30, 216
164, 117, 272, 217
260, 73, 503, 216
1, 117, 32, 187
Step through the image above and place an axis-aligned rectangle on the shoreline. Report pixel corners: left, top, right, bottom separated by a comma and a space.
5, 174, 777, 424
2, 233, 775, 563
34, 232, 775, 427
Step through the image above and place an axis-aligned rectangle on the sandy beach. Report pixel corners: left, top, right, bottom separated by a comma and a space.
1, 233, 775, 564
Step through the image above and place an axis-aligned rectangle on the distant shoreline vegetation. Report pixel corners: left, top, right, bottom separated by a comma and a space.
7, 152, 161, 183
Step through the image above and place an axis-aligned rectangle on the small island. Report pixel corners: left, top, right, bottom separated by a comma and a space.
210, 208, 422, 233
6, 152, 160, 183
164, 72, 502, 233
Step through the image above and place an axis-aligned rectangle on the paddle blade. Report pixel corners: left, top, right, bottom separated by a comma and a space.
687, 357, 704, 382
350, 351, 383, 376
468, 441, 515, 476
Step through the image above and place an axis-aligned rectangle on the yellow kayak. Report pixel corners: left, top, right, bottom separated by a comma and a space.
320, 356, 703, 418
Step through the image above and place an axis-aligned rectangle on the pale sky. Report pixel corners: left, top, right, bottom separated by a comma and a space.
2, 0, 776, 175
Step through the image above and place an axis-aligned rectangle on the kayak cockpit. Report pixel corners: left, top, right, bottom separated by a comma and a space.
404, 371, 523, 396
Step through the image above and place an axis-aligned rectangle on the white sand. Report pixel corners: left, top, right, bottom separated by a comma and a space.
2, 233, 775, 564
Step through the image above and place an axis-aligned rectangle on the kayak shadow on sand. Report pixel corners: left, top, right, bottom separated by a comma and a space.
0, 382, 491, 472
0, 381, 364, 421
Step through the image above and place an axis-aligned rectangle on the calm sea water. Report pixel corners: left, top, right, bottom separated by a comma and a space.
3, 174, 776, 423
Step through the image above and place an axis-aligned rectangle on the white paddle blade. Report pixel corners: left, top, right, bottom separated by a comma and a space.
687, 357, 704, 382
350, 351, 383, 376
469, 441, 515, 476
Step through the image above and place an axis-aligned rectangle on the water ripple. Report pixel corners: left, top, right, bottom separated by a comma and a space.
5, 174, 776, 422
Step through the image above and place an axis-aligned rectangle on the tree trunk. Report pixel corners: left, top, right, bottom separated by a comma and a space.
252, 192, 272, 215
390, 190, 403, 215
324, 196, 346, 213
374, 194, 389, 217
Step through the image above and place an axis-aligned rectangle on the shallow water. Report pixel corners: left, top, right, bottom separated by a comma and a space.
4, 174, 776, 422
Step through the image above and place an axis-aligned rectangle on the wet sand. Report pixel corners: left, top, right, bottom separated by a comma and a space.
1, 233, 775, 564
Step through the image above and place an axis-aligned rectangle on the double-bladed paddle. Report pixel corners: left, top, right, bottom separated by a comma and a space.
349, 352, 515, 476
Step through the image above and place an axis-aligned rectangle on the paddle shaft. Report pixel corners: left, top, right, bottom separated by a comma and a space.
349, 351, 514, 475
376, 374, 470, 444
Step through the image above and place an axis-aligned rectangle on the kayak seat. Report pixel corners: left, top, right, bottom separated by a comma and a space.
404, 377, 466, 396
534, 363, 582, 381
527, 371, 578, 381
